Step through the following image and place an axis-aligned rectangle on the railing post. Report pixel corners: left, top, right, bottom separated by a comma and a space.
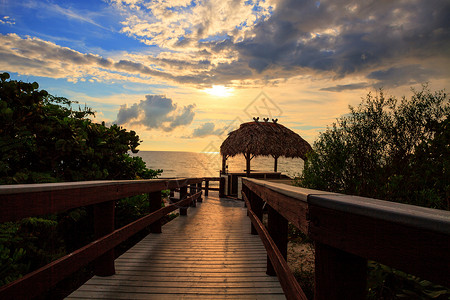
242, 184, 248, 208
219, 177, 225, 198
93, 200, 115, 276
197, 182, 203, 202
314, 242, 367, 300
249, 191, 263, 235
189, 184, 196, 207
149, 190, 162, 233
179, 186, 188, 215
266, 205, 288, 276
205, 180, 209, 196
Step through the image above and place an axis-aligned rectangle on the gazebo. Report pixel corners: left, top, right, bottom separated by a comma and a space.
220, 119, 312, 177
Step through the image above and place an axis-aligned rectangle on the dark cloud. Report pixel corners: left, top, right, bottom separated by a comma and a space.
2, 0, 449, 87
232, 0, 450, 81
190, 122, 224, 138
115, 95, 196, 131
321, 82, 370, 92
367, 65, 436, 88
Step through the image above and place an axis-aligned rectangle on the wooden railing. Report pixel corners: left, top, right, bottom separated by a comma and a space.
202, 177, 225, 196
0, 177, 218, 300
242, 178, 450, 300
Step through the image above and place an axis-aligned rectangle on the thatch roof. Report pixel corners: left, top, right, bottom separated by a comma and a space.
220, 121, 312, 160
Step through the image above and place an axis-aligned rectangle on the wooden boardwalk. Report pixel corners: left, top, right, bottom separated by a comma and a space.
67, 191, 285, 299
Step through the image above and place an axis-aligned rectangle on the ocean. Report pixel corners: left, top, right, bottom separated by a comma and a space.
132, 151, 305, 179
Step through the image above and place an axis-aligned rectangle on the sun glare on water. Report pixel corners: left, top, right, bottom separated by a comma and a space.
203, 85, 234, 97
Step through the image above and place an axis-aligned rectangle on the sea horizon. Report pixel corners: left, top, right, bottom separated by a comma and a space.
133, 150, 305, 179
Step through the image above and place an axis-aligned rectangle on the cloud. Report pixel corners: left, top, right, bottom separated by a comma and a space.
1, 0, 449, 88
190, 122, 225, 137
0, 16, 15, 26
367, 65, 437, 88
235, 0, 450, 77
0, 33, 212, 85
115, 95, 196, 131
113, 0, 273, 49
104, 0, 450, 87
46, 3, 109, 30
321, 82, 370, 92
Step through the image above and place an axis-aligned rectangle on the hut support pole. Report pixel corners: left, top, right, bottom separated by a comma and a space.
273, 155, 278, 172
245, 152, 251, 177
222, 155, 227, 174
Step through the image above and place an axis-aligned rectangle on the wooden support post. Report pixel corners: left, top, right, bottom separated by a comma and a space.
205, 180, 209, 196
242, 184, 248, 208
246, 153, 251, 177
189, 184, 196, 207
189, 183, 195, 195
197, 182, 203, 202
219, 177, 225, 198
314, 242, 367, 300
222, 155, 227, 173
93, 200, 115, 276
149, 190, 162, 233
266, 205, 288, 276
179, 186, 188, 215
250, 191, 263, 235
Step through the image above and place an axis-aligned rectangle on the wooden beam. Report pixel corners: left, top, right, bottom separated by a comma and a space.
266, 205, 288, 276
249, 190, 263, 235
243, 179, 309, 234
308, 204, 450, 287
179, 186, 188, 215
0, 192, 201, 300
314, 242, 367, 300
243, 192, 307, 300
201, 177, 221, 181
0, 180, 168, 222
93, 200, 115, 276
219, 177, 225, 198
0, 178, 209, 222
222, 155, 227, 173
189, 184, 196, 207
204, 180, 209, 196
149, 191, 162, 233
197, 182, 203, 202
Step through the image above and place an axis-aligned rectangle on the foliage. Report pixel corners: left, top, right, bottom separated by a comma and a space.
0, 217, 65, 286
289, 223, 315, 299
115, 195, 151, 229
299, 85, 449, 209
0, 73, 163, 286
297, 85, 449, 298
0, 72, 162, 184
367, 262, 450, 299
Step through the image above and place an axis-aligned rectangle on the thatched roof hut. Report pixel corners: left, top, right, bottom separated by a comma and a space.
220, 120, 312, 176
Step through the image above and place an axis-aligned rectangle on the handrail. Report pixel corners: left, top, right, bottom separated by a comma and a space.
242, 190, 307, 300
0, 178, 212, 300
0, 178, 207, 222
242, 178, 450, 300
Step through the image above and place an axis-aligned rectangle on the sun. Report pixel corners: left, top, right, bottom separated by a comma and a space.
203, 85, 234, 97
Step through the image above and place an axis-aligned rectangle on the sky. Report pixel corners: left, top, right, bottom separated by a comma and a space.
1, 0, 449, 152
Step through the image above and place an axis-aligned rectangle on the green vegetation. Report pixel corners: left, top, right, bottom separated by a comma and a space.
0, 73, 163, 286
296, 85, 449, 298
299, 85, 449, 209
0, 72, 160, 184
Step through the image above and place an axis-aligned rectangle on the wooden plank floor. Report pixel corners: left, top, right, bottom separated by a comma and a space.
67, 191, 285, 299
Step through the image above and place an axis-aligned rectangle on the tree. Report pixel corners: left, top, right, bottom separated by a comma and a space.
0, 72, 161, 184
298, 86, 450, 298
299, 85, 449, 209
0, 73, 162, 285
